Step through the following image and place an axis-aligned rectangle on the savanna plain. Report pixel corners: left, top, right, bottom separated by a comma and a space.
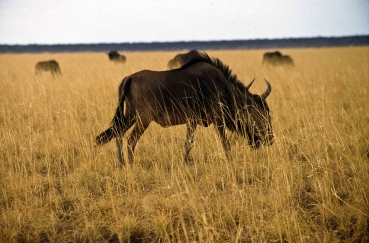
0, 47, 368, 243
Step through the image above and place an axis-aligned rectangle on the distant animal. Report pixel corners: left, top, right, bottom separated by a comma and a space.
96, 52, 273, 165
167, 50, 202, 69
35, 60, 61, 76
107, 51, 126, 63
262, 51, 294, 67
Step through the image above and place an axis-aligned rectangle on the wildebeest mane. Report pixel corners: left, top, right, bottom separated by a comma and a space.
179, 52, 248, 94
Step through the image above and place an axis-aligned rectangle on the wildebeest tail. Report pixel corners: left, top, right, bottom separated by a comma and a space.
95, 77, 132, 145
95, 127, 115, 145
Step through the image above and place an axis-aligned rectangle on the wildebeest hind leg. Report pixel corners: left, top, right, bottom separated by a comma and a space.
184, 121, 196, 164
126, 121, 149, 164
114, 118, 136, 165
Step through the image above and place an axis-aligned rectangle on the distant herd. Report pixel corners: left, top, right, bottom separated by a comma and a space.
35, 50, 294, 77
33, 50, 292, 164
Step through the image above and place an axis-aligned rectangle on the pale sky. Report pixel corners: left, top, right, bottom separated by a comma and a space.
0, 0, 368, 45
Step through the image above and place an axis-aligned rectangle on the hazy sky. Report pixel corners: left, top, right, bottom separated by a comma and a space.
0, 0, 368, 45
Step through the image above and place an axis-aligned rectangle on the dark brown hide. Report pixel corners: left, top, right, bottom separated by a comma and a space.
35, 60, 61, 77
96, 53, 273, 164
167, 50, 202, 69
262, 51, 294, 67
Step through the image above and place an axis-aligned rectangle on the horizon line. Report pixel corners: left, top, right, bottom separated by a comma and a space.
1, 34, 368, 46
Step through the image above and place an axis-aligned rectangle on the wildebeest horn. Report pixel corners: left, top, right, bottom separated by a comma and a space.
245, 78, 255, 90
261, 78, 271, 99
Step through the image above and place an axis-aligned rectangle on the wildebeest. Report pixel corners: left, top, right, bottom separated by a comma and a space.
262, 51, 294, 67
107, 51, 126, 63
96, 52, 273, 164
35, 60, 61, 76
167, 50, 201, 69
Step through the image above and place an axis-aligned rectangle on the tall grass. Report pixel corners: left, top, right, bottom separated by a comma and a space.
0, 47, 368, 242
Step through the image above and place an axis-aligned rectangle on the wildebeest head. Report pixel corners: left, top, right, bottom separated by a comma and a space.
242, 80, 273, 147
206, 67, 273, 148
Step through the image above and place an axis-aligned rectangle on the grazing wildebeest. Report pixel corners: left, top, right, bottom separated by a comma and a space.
35, 60, 61, 76
96, 52, 273, 165
167, 50, 201, 69
262, 51, 294, 67
107, 51, 126, 63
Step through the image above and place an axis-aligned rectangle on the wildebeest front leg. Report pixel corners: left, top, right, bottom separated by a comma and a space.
214, 124, 231, 161
127, 121, 149, 164
184, 121, 196, 163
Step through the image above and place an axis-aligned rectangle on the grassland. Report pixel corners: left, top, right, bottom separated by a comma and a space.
0, 47, 368, 243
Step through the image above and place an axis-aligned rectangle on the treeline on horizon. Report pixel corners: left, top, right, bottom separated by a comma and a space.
0, 35, 368, 53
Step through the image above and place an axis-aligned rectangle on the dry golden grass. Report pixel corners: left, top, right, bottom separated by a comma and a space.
0, 47, 368, 242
